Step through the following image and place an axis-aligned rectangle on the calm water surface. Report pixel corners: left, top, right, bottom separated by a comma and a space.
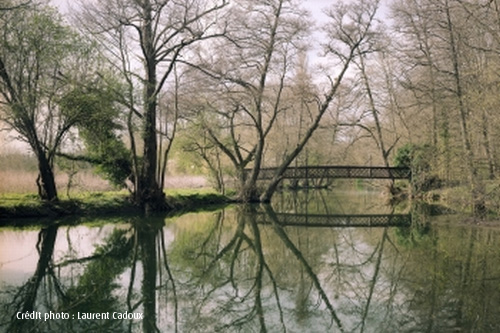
1, 189, 500, 332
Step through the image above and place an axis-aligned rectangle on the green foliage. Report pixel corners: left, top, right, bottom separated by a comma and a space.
0, 3, 103, 200
394, 143, 433, 170
92, 141, 132, 188
394, 143, 441, 192
173, 122, 235, 193
172, 121, 212, 174
65, 229, 133, 314
393, 143, 414, 169
58, 85, 132, 188
394, 222, 431, 249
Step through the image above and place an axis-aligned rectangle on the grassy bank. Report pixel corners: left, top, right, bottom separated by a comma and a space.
0, 189, 231, 225
421, 181, 500, 218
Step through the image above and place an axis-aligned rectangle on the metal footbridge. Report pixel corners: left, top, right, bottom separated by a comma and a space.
251, 165, 411, 181
255, 212, 411, 228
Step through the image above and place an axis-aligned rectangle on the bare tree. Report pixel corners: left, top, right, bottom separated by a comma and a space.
259, 0, 381, 202
391, 0, 489, 213
181, 0, 309, 202
75, 0, 228, 209
341, 30, 403, 192
184, 0, 379, 203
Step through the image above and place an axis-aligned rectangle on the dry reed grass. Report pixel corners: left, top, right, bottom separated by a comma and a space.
0, 169, 113, 194
0, 153, 210, 195
163, 175, 208, 189
0, 170, 210, 195
0, 170, 38, 193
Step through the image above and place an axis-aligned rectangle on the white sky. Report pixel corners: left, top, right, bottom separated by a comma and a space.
48, 0, 389, 63
51, 0, 389, 17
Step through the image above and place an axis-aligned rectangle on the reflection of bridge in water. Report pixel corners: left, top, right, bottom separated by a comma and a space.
252, 165, 412, 180
255, 212, 412, 228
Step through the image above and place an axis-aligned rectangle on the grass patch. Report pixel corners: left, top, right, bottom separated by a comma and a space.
0, 189, 232, 225
0, 193, 40, 207
0, 190, 137, 222
423, 180, 500, 218
165, 188, 232, 211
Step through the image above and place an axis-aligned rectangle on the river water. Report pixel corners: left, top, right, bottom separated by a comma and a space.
1, 189, 499, 332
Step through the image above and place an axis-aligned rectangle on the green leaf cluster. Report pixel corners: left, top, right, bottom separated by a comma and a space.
394, 143, 441, 192
59, 86, 132, 188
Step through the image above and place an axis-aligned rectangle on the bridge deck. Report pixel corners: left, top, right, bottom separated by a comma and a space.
250, 165, 411, 180
255, 212, 411, 228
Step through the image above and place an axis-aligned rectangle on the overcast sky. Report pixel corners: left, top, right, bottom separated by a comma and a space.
50, 0, 389, 20
48, 0, 389, 60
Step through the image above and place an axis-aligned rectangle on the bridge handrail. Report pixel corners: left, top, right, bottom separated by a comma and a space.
254, 212, 412, 227
244, 165, 412, 180
256, 165, 410, 171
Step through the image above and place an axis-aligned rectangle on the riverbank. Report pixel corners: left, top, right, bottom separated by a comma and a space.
0, 189, 232, 226
418, 182, 500, 223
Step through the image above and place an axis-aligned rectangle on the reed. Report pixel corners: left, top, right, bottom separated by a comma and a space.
0, 170, 112, 195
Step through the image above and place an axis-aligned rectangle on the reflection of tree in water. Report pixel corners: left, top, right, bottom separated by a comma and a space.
398, 226, 500, 332
4, 207, 500, 332
186, 207, 286, 331
268, 193, 417, 331
263, 205, 344, 331
3, 225, 60, 332
316, 207, 421, 332
130, 217, 178, 333
253, 205, 424, 331
1, 225, 136, 332
63, 228, 134, 332
171, 205, 346, 332
0, 219, 179, 333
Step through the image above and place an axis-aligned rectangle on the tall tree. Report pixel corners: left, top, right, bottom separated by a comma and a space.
189, 0, 310, 202
76, 0, 227, 210
0, 2, 95, 201
342, 30, 404, 192
259, 0, 381, 202
185, 0, 379, 202
392, 0, 488, 213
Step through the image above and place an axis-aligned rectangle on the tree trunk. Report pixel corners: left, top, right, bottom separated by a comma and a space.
136, 0, 164, 210
138, 223, 160, 333
481, 108, 495, 179
357, 50, 394, 193
35, 146, 58, 202
444, 0, 484, 216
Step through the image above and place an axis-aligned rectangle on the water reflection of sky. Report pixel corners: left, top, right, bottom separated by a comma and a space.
0, 230, 39, 284
0, 225, 120, 285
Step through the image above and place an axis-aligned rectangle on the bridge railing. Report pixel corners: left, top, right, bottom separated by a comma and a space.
246, 165, 411, 180
255, 212, 412, 228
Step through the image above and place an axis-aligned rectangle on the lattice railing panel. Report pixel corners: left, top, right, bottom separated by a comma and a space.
248, 166, 411, 180
255, 213, 412, 227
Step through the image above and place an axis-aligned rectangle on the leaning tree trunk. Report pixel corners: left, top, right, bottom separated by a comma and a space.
8, 225, 59, 333
238, 140, 265, 203
259, 44, 359, 203
34, 145, 58, 202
